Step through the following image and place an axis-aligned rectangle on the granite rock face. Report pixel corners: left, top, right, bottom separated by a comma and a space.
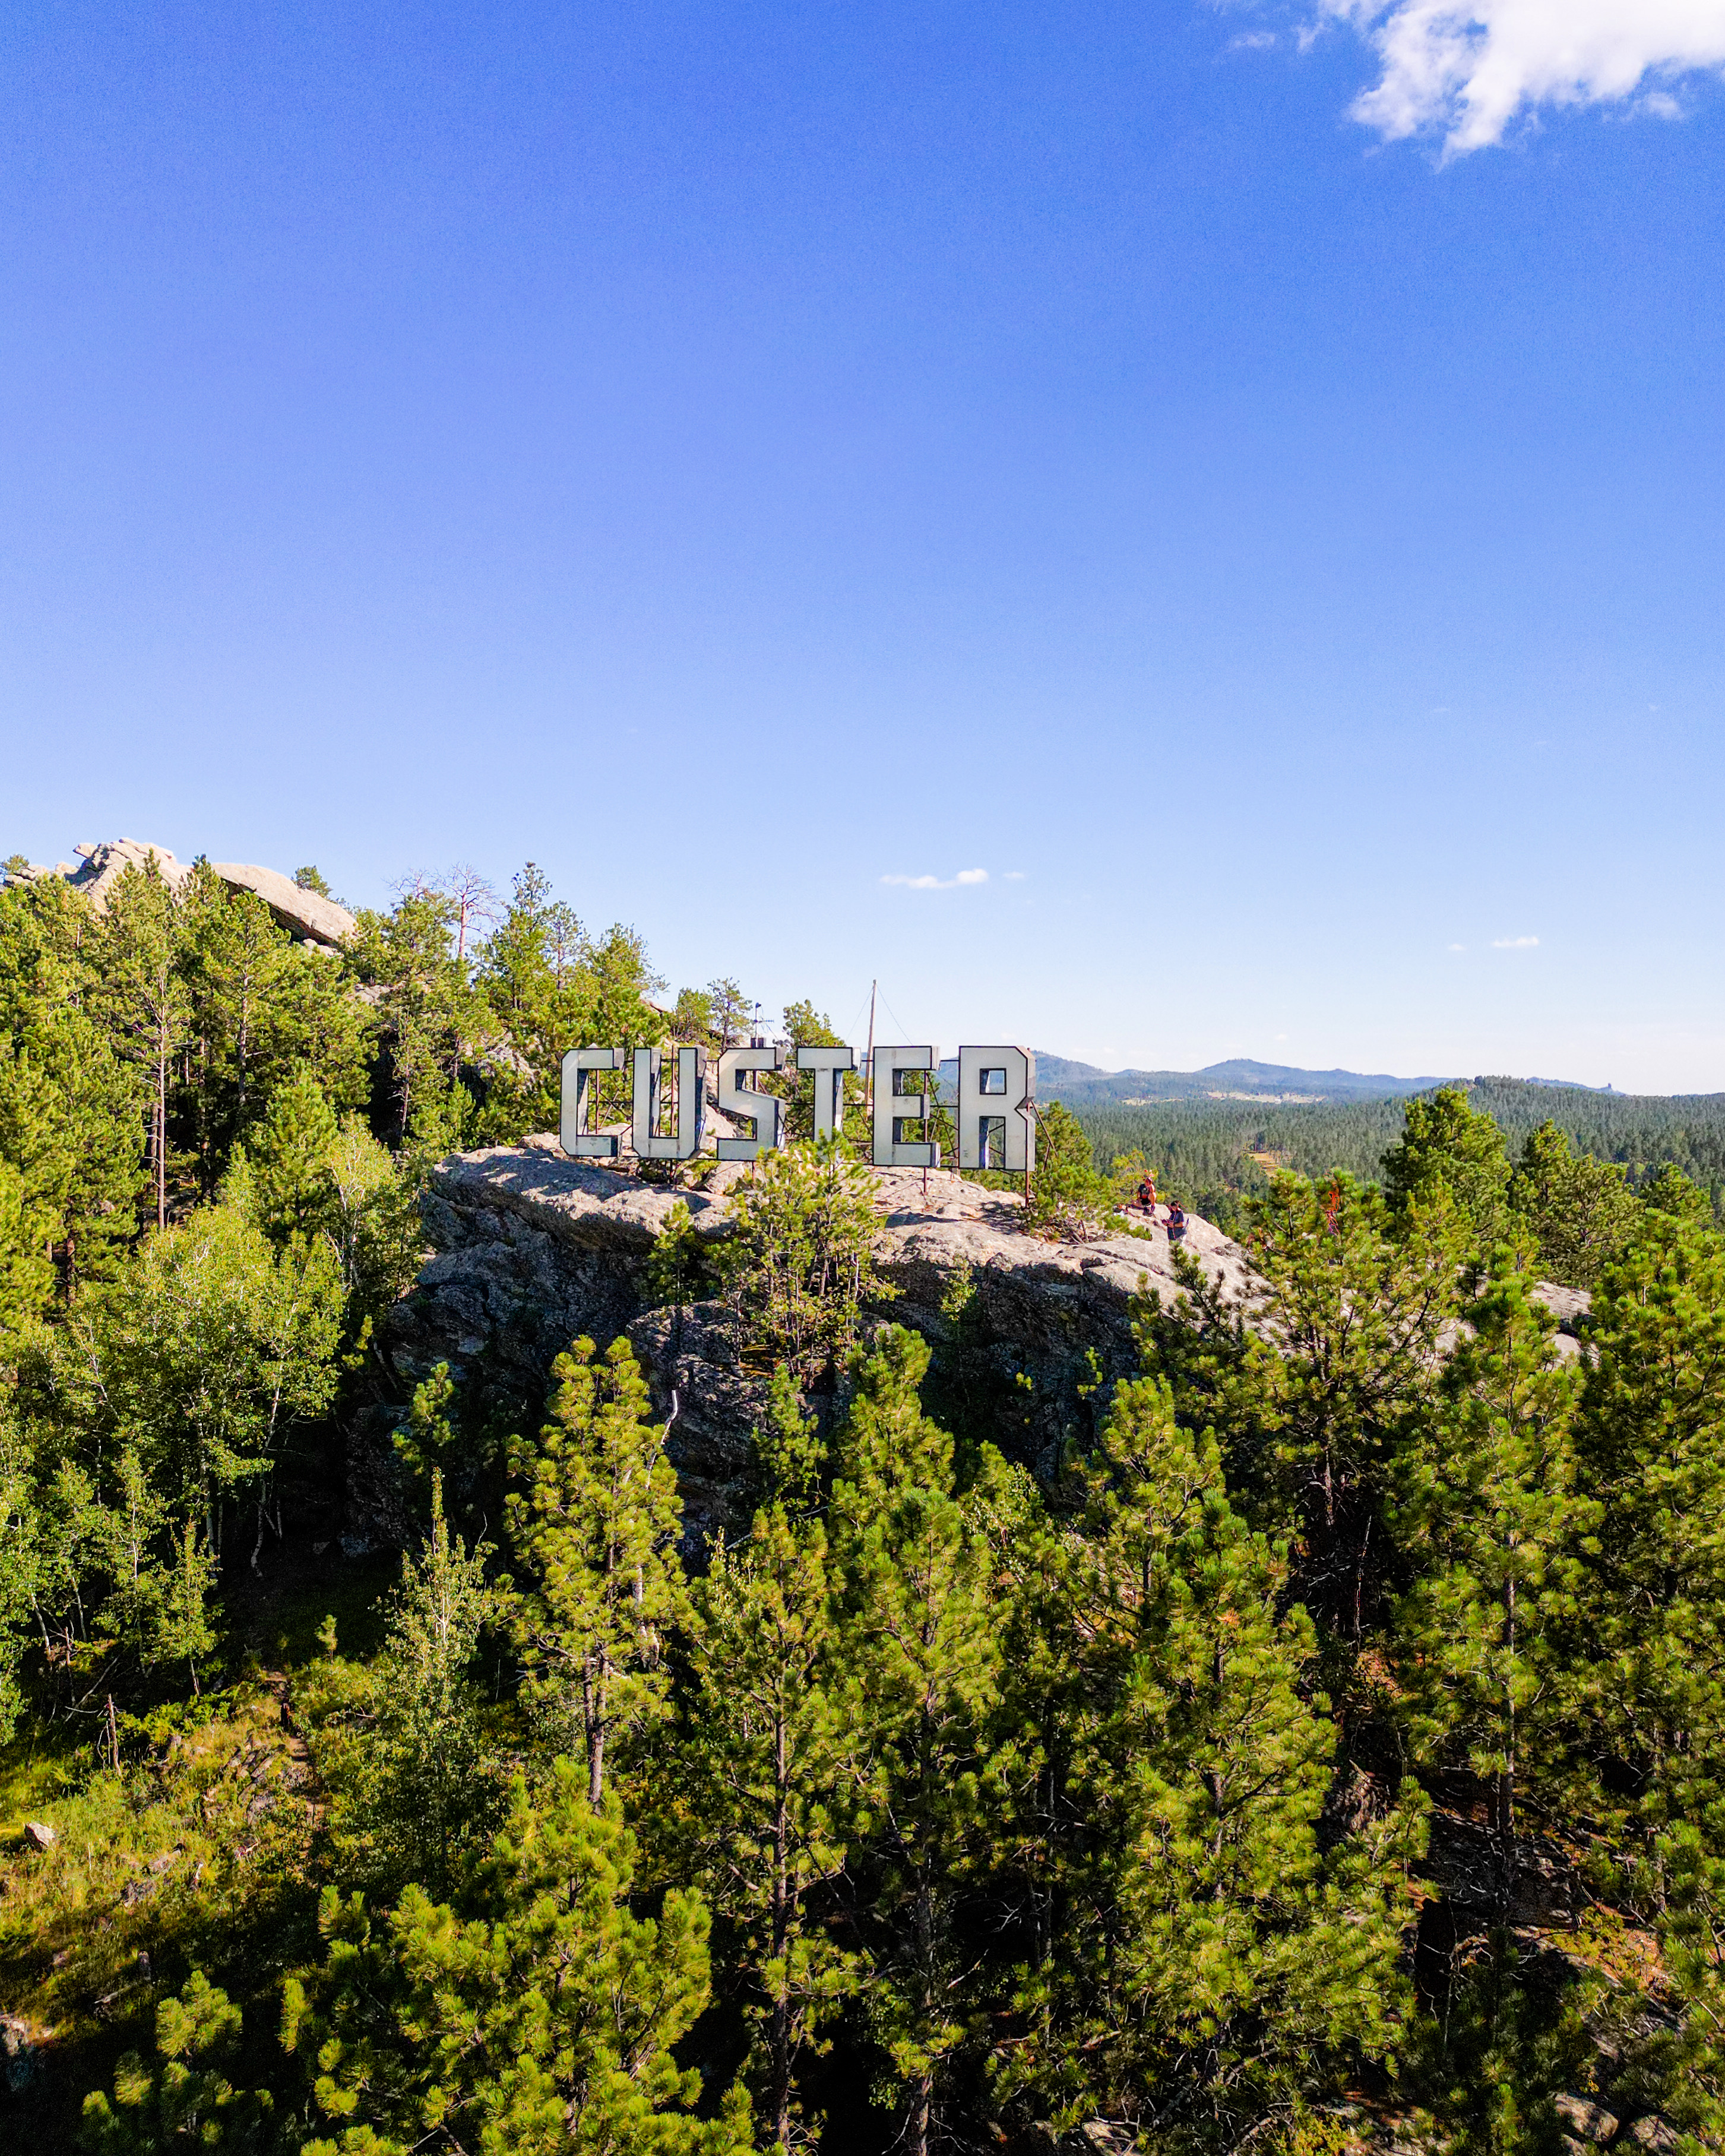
387, 1143, 1257, 1547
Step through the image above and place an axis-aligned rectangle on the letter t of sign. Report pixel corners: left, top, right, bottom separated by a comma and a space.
795, 1045, 854, 1143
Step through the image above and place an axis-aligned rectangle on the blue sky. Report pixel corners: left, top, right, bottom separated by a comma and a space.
4, 1, 1723, 1090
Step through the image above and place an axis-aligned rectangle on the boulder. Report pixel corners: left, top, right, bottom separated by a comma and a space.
1554, 2096, 1618, 2145
208, 860, 355, 946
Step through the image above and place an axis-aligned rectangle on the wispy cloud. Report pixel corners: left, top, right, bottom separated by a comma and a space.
1004, 870, 1027, 881
881, 868, 989, 891
1230, 28, 1277, 48
1492, 934, 1540, 948
1447, 942, 1466, 951
1318, 0, 1725, 156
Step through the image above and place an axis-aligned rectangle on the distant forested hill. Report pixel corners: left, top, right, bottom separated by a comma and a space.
1061, 1075, 1725, 1231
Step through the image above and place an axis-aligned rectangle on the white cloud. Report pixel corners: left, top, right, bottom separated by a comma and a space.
881, 868, 989, 890
1320, 0, 1725, 153
1447, 941, 1466, 951
1491, 933, 1540, 948
1230, 28, 1278, 47
1004, 870, 1027, 881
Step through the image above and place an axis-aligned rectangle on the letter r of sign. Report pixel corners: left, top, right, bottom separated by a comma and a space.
957, 1047, 1035, 1172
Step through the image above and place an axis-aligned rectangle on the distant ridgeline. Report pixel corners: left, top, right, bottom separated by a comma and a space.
1042, 1060, 1725, 1232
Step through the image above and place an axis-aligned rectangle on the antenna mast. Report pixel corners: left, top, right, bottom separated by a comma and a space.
863, 979, 878, 1129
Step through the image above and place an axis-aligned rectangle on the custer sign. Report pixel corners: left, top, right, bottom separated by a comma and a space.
560, 1045, 1036, 1173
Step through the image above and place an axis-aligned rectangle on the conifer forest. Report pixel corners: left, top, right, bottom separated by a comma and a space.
5, 852, 1725, 2156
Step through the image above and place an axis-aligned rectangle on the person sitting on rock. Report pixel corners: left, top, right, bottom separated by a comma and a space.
1164, 1201, 1188, 1244
1135, 1172, 1157, 1213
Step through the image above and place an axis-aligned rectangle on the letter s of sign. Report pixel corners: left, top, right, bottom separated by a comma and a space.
716, 1045, 786, 1161
872, 1046, 939, 1168
561, 1047, 621, 1158
956, 1047, 1036, 1173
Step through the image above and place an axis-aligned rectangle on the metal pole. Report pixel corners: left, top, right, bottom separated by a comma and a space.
863, 979, 877, 1132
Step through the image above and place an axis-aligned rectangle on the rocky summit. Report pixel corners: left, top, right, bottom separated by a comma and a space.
388, 1142, 1255, 1547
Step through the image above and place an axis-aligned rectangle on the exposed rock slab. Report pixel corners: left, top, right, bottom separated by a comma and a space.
391, 1145, 1258, 1543
207, 860, 355, 946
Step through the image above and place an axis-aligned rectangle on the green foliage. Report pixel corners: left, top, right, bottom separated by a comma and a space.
707, 976, 752, 1050
996, 1374, 1425, 2145
720, 1140, 891, 1383
754, 1362, 825, 1506
1024, 1101, 1115, 1242
82, 1969, 273, 2152
1390, 1261, 1590, 1879
43, 1203, 344, 1525
315, 1471, 504, 1896
826, 1328, 1005, 2153
506, 1335, 686, 1802
178, 865, 369, 1193
1382, 1084, 1518, 1253
0, 873, 146, 1294
687, 1504, 857, 2151
282, 1759, 751, 2156
644, 1199, 719, 1321
1238, 1172, 1461, 1656
1571, 1211, 1725, 1859
1509, 1119, 1640, 1290
1069, 1076, 1725, 1244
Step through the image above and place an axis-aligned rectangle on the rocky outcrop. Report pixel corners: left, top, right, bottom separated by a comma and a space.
387, 1143, 1255, 1546
206, 860, 355, 947
5, 839, 355, 948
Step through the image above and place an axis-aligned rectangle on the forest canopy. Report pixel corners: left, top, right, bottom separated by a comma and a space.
2, 853, 1724, 2155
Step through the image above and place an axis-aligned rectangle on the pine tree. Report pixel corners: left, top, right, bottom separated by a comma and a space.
1390, 1259, 1588, 1910
476, 862, 593, 1137
1572, 1211, 1725, 1879
1242, 1172, 1462, 1658
1382, 1084, 1515, 1256
506, 1335, 686, 1802
83, 1969, 272, 2152
720, 1141, 891, 1385
283, 1759, 751, 2156
1005, 1374, 1423, 2146
827, 1328, 1005, 2156
1024, 1103, 1112, 1242
360, 1468, 502, 1894
688, 1504, 857, 2152
0, 872, 144, 1296
1508, 1119, 1639, 1290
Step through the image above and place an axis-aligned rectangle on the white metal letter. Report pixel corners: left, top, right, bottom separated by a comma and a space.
632, 1045, 708, 1161
957, 1046, 1036, 1172
561, 1046, 621, 1159
795, 1044, 854, 1143
717, 1045, 786, 1160
872, 1046, 939, 1168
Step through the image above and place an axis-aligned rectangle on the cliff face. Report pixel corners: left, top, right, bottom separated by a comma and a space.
384, 1141, 1256, 1546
